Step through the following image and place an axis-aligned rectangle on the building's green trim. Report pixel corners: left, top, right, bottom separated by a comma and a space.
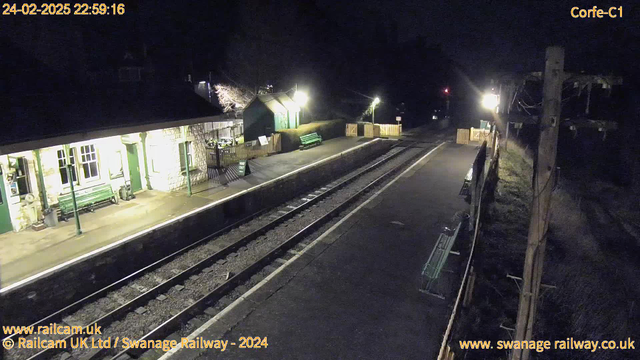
64, 144, 82, 235
140, 132, 152, 190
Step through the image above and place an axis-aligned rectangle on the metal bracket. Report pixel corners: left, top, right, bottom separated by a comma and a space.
506, 274, 557, 290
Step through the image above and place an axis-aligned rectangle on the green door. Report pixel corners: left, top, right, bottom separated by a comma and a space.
0, 169, 13, 234
126, 144, 143, 193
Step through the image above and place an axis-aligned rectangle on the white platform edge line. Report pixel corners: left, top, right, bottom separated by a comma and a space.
1, 139, 379, 293
158, 141, 446, 359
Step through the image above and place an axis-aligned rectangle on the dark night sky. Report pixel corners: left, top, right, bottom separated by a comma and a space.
317, 0, 639, 74
1, 0, 638, 118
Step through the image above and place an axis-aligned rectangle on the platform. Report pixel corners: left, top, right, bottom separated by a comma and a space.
170, 142, 478, 360
0, 136, 374, 287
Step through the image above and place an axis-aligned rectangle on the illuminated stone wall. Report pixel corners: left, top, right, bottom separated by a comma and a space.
146, 124, 208, 192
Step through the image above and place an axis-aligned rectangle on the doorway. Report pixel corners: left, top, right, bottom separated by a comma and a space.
0, 166, 13, 234
126, 144, 143, 193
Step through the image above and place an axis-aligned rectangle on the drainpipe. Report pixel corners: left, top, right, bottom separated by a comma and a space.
140, 132, 152, 190
34, 149, 48, 210
64, 144, 82, 235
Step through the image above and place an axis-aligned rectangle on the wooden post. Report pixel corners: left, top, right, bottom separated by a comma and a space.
463, 266, 476, 307
511, 46, 564, 360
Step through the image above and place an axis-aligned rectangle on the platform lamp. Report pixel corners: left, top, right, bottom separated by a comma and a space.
64, 144, 82, 235
181, 126, 192, 197
371, 97, 381, 125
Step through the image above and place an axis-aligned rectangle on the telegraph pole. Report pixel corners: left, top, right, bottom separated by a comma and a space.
511, 46, 564, 360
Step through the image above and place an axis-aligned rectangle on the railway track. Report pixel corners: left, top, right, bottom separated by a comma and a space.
4, 140, 439, 360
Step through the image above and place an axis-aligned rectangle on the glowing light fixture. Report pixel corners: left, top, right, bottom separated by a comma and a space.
293, 91, 309, 106
372, 97, 381, 106
482, 94, 499, 110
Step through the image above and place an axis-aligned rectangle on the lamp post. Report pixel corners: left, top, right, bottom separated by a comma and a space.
181, 126, 192, 197
371, 97, 380, 124
444, 88, 450, 117
64, 144, 82, 235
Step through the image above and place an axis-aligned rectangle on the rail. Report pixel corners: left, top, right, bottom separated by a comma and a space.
15, 142, 421, 360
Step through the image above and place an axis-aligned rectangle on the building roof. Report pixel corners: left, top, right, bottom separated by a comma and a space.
248, 93, 300, 114
0, 84, 222, 154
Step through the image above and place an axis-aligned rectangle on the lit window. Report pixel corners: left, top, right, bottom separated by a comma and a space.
57, 148, 78, 185
80, 144, 100, 180
179, 142, 193, 172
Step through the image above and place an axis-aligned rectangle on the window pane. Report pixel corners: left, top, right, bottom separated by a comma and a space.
179, 143, 186, 171
83, 163, 90, 178
18, 178, 29, 195
60, 169, 69, 185
90, 162, 98, 177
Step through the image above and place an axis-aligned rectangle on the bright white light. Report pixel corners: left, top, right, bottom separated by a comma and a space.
372, 97, 381, 106
293, 91, 309, 106
482, 94, 499, 110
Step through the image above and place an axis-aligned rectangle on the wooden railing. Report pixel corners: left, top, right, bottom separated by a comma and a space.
438, 129, 501, 360
206, 134, 281, 169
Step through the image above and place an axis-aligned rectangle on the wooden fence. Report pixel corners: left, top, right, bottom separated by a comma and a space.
206, 133, 281, 169
456, 129, 470, 144
470, 127, 491, 143
378, 124, 402, 136
345, 123, 358, 137
362, 123, 402, 138
438, 129, 501, 360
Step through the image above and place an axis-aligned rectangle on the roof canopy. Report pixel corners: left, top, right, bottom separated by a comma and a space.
250, 93, 300, 114
0, 84, 222, 152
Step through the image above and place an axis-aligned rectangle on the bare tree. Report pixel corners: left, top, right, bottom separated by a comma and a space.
214, 83, 254, 114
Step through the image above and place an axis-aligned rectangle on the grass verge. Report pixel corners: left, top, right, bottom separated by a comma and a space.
451, 144, 639, 359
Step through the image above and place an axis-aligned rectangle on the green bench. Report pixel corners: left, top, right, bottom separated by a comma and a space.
58, 183, 118, 220
420, 221, 462, 298
299, 132, 323, 150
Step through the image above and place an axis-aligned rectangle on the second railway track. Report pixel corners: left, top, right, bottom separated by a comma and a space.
4, 140, 440, 360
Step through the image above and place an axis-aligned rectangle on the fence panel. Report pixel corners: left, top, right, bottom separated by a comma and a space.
456, 129, 470, 144
378, 124, 402, 136
345, 123, 358, 137
470, 128, 491, 143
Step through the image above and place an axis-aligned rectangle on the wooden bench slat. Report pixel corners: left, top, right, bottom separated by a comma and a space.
299, 132, 323, 149
422, 222, 462, 281
58, 183, 115, 217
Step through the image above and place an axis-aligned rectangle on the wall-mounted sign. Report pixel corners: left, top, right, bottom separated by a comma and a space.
258, 135, 269, 146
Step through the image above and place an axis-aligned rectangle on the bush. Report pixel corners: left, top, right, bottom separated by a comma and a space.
278, 119, 346, 152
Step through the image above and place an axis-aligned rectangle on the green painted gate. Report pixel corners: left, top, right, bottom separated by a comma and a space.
0, 170, 13, 234
126, 144, 143, 193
